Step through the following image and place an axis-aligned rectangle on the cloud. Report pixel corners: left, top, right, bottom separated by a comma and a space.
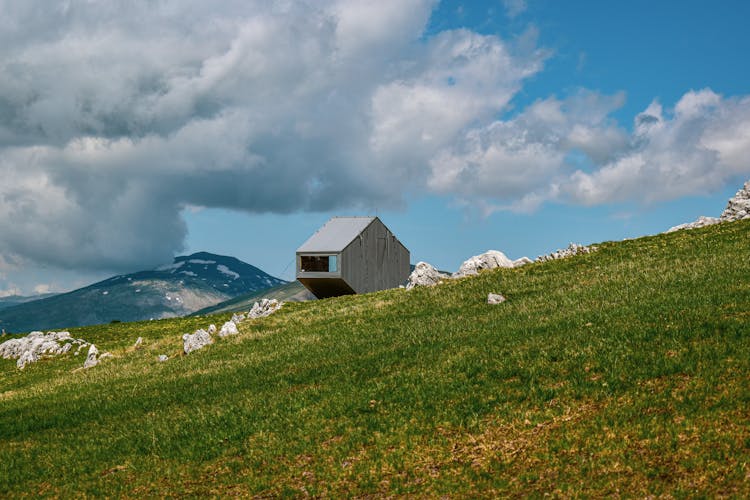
0, 0, 546, 272
502, 0, 528, 18
562, 90, 750, 205
1, 1, 749, 276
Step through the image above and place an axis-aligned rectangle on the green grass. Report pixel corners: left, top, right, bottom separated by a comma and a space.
1, 221, 749, 497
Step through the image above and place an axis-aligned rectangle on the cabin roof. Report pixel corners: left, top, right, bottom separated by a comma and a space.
297, 216, 377, 253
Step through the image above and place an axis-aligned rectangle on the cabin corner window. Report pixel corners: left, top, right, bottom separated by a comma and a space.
300, 255, 338, 273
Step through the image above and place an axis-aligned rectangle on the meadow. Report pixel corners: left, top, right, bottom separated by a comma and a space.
1, 220, 749, 497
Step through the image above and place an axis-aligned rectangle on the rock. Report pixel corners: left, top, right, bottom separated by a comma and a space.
512, 257, 533, 268
536, 243, 597, 263
158, 354, 168, 362
487, 293, 506, 305
0, 330, 88, 370
667, 215, 720, 233
83, 344, 99, 369
720, 180, 750, 222
17, 350, 38, 370
183, 328, 213, 354
134, 337, 143, 347
453, 250, 514, 278
207, 324, 217, 334
248, 298, 282, 319
406, 262, 449, 289
218, 321, 239, 337
231, 313, 246, 323
667, 179, 750, 232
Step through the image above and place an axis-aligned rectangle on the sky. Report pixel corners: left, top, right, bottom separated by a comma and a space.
1, 0, 749, 294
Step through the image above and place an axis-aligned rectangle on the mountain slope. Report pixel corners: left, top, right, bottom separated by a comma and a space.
0, 252, 285, 332
1, 220, 749, 496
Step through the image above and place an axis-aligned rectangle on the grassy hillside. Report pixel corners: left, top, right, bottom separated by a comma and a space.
191, 280, 315, 316
1, 221, 749, 497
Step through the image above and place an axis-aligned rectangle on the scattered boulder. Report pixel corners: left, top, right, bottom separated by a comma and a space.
134, 337, 143, 347
0, 330, 84, 370
231, 313, 246, 323
453, 250, 514, 278
667, 216, 720, 233
406, 262, 449, 289
536, 243, 597, 263
248, 298, 282, 319
158, 354, 168, 362
487, 293, 506, 305
183, 328, 213, 354
720, 180, 750, 222
207, 324, 217, 334
83, 345, 100, 369
218, 321, 239, 337
512, 257, 533, 268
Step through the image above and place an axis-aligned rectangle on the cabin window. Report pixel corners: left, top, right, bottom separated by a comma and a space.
300, 255, 338, 272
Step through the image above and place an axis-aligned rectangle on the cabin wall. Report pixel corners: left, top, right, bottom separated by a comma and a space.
341, 219, 410, 293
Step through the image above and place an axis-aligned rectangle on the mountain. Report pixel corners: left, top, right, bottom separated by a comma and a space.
0, 293, 58, 311
0, 252, 286, 333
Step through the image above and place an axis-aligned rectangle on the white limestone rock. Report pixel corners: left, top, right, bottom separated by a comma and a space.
183, 328, 213, 354
248, 299, 282, 319
512, 257, 533, 268
158, 354, 168, 362
207, 324, 217, 334
406, 262, 449, 289
134, 337, 143, 347
17, 350, 38, 369
667, 216, 720, 233
720, 180, 750, 222
218, 321, 239, 337
453, 250, 514, 278
0, 330, 84, 369
487, 293, 506, 305
231, 313, 246, 323
536, 243, 598, 263
83, 344, 99, 369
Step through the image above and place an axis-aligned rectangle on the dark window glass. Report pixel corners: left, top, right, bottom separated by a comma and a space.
301, 255, 330, 272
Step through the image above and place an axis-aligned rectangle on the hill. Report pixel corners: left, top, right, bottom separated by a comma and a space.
0, 252, 285, 333
192, 280, 315, 316
1, 221, 749, 496
0, 293, 57, 311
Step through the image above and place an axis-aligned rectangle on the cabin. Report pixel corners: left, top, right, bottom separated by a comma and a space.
296, 217, 410, 299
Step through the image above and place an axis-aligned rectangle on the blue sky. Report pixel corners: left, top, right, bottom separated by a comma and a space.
1, 0, 749, 293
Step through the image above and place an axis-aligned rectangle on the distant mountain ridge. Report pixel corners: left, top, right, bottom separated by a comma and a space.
0, 293, 58, 312
0, 252, 286, 333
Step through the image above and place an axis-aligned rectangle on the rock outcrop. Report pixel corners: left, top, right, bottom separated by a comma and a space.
218, 321, 239, 337
183, 328, 213, 354
667, 179, 750, 232
248, 298, 282, 319
720, 180, 750, 222
0, 330, 89, 370
453, 250, 514, 278
536, 243, 597, 263
667, 216, 720, 233
512, 257, 533, 268
406, 262, 449, 289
